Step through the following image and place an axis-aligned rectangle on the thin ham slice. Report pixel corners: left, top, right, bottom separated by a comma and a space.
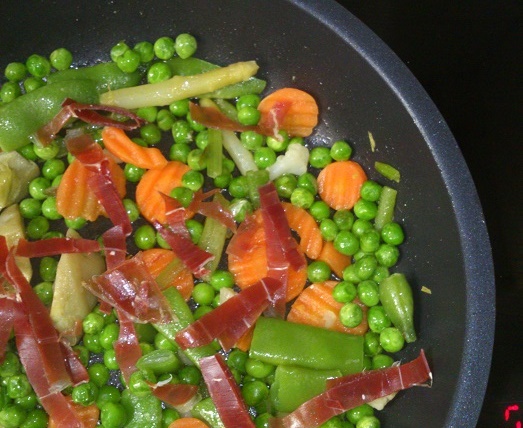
15, 237, 101, 258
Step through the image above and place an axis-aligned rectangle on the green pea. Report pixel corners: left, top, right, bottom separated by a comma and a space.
99, 323, 120, 350
147, 62, 172, 84
319, 417, 344, 428
19, 198, 42, 219
0, 352, 20, 378
33, 141, 60, 160
17, 143, 37, 161
266, 131, 289, 152
357, 280, 380, 307
28, 177, 51, 200
110, 41, 130, 62
332, 281, 357, 303
333, 209, 355, 231
187, 149, 206, 171
169, 142, 191, 162
227, 349, 248, 373
354, 255, 378, 281
136, 106, 158, 123
290, 187, 314, 209
49, 47, 73, 71
356, 416, 381, 428
169, 99, 190, 117
255, 413, 271, 428
185, 219, 203, 244
6, 374, 31, 399
372, 265, 390, 283
353, 199, 378, 221
170, 186, 194, 208
192, 282, 215, 306
363, 331, 382, 357
128, 371, 152, 397
20, 408, 48, 428
123, 198, 140, 222
346, 404, 374, 424
307, 260, 332, 283
210, 270, 235, 290
309, 146, 332, 168
375, 244, 400, 267
0, 404, 27, 428
320, 218, 339, 242
154, 36, 176, 60
372, 354, 394, 370
230, 198, 253, 222
339, 302, 363, 328
342, 264, 360, 284
330, 140, 352, 161
153, 332, 177, 351
39, 256, 57, 282
83, 333, 103, 354
73, 345, 90, 367
242, 380, 268, 406
309, 200, 331, 221
82, 312, 105, 335
26, 54, 51, 78
367, 305, 392, 333
360, 180, 382, 202
133, 224, 156, 250
236, 94, 261, 110
379, 327, 405, 353
254, 146, 277, 168
352, 218, 373, 237
175, 33, 197, 59
4, 62, 27, 81
162, 408, 181, 427
140, 123, 162, 145
23, 77, 45, 93
297, 172, 318, 195
41, 196, 62, 220
334, 230, 360, 256
237, 106, 261, 126
213, 172, 232, 189
178, 365, 202, 385
240, 130, 265, 150
1, 81, 22, 103
182, 170, 204, 191
72, 381, 98, 406
359, 229, 381, 253
156, 108, 175, 131
100, 402, 127, 428
42, 158, 66, 180
88, 363, 110, 388
245, 358, 275, 379
380, 222, 404, 245
104, 349, 119, 370
133, 41, 155, 63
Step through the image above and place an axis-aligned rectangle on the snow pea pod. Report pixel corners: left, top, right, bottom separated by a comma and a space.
0, 79, 99, 151
46, 61, 143, 93
121, 389, 162, 428
249, 317, 364, 375
379, 273, 417, 343
191, 397, 226, 428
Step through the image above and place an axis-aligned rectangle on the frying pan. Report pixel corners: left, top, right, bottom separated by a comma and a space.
0, 0, 495, 426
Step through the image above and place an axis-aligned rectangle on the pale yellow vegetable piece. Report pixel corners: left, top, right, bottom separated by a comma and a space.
0, 151, 39, 210
50, 229, 105, 345
0, 204, 32, 282
99, 60, 259, 109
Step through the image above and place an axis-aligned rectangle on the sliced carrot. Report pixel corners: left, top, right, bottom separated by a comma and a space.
228, 211, 307, 302
235, 325, 254, 352
317, 240, 352, 278
257, 87, 319, 137
287, 280, 368, 336
282, 202, 323, 259
140, 248, 194, 300
317, 160, 367, 210
56, 157, 126, 221
102, 126, 168, 170
48, 396, 99, 428
168, 418, 210, 428
135, 160, 192, 224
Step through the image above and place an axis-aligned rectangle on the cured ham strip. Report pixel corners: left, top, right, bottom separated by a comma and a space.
175, 277, 282, 352
84, 254, 174, 324
269, 350, 432, 428
0, 297, 15, 363
15, 237, 101, 258
149, 382, 198, 407
114, 310, 142, 384
60, 341, 90, 386
189, 102, 257, 133
200, 354, 256, 428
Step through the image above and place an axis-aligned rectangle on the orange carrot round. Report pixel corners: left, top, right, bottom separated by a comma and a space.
317, 160, 367, 210
102, 126, 168, 170
282, 202, 323, 259
140, 248, 194, 300
317, 240, 352, 278
168, 418, 210, 428
257, 87, 319, 137
56, 157, 126, 221
287, 280, 368, 336
135, 160, 192, 224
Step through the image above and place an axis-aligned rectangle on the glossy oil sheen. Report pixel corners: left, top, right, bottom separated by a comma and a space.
0, 1, 495, 426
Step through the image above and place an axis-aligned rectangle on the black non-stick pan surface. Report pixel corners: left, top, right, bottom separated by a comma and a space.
0, 1, 495, 427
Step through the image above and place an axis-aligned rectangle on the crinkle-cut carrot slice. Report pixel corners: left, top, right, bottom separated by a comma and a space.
135, 161, 192, 224
317, 160, 367, 210
102, 126, 168, 170
257, 87, 319, 137
140, 248, 194, 301
168, 418, 210, 428
287, 280, 368, 336
282, 202, 323, 259
56, 157, 126, 221
317, 240, 352, 278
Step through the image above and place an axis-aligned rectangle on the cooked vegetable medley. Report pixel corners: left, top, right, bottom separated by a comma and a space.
0, 33, 431, 428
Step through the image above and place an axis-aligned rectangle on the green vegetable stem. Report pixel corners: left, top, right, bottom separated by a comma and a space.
249, 317, 364, 375
378, 273, 417, 343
